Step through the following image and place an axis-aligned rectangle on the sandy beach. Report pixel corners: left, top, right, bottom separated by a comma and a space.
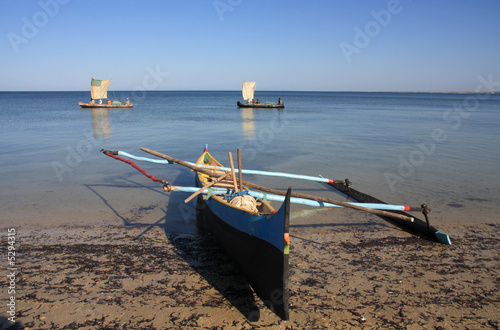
2, 0, 500, 326
2, 210, 499, 329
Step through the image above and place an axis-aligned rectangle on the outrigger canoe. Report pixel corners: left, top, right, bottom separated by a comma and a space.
79, 101, 133, 109
237, 101, 284, 109
102, 148, 451, 247
100, 146, 451, 321
238, 80, 284, 108
194, 148, 291, 320
79, 78, 133, 108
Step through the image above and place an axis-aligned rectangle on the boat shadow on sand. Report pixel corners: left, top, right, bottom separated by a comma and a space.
85, 176, 262, 321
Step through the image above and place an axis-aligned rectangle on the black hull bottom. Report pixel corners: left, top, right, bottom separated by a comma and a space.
196, 197, 289, 320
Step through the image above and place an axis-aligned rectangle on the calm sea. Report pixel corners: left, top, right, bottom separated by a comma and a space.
1, 91, 499, 232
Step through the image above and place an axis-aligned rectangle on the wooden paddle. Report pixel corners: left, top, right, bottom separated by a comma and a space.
139, 147, 415, 222
184, 171, 230, 203
237, 148, 243, 192
228, 152, 238, 193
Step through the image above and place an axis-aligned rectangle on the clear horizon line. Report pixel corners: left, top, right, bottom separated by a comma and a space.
0, 89, 497, 94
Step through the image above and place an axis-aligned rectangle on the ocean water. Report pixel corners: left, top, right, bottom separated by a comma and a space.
1, 91, 499, 232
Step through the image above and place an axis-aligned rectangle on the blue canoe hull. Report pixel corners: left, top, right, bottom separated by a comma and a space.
195, 174, 291, 320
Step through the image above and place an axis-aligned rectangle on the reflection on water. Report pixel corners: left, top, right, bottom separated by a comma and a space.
1, 91, 498, 228
240, 108, 255, 140
91, 108, 112, 139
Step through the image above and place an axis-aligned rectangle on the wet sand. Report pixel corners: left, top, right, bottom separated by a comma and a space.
1, 213, 499, 329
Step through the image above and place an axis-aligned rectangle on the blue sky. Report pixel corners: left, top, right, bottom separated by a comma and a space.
1, 0, 499, 92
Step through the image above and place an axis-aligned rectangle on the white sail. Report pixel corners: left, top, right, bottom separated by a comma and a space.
90, 78, 111, 100
242, 80, 256, 102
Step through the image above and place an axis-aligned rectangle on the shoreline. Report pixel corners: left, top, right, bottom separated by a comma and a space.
1, 220, 499, 329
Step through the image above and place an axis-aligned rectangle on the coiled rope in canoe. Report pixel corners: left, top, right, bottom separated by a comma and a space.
229, 194, 258, 213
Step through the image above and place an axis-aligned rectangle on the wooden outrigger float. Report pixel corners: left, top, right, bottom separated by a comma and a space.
100, 146, 451, 320
325, 178, 451, 245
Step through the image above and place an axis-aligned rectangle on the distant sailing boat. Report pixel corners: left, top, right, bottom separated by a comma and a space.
237, 80, 284, 108
79, 78, 133, 108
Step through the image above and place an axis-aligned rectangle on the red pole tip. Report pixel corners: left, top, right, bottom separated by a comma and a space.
404, 206, 410, 211
328, 178, 334, 183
